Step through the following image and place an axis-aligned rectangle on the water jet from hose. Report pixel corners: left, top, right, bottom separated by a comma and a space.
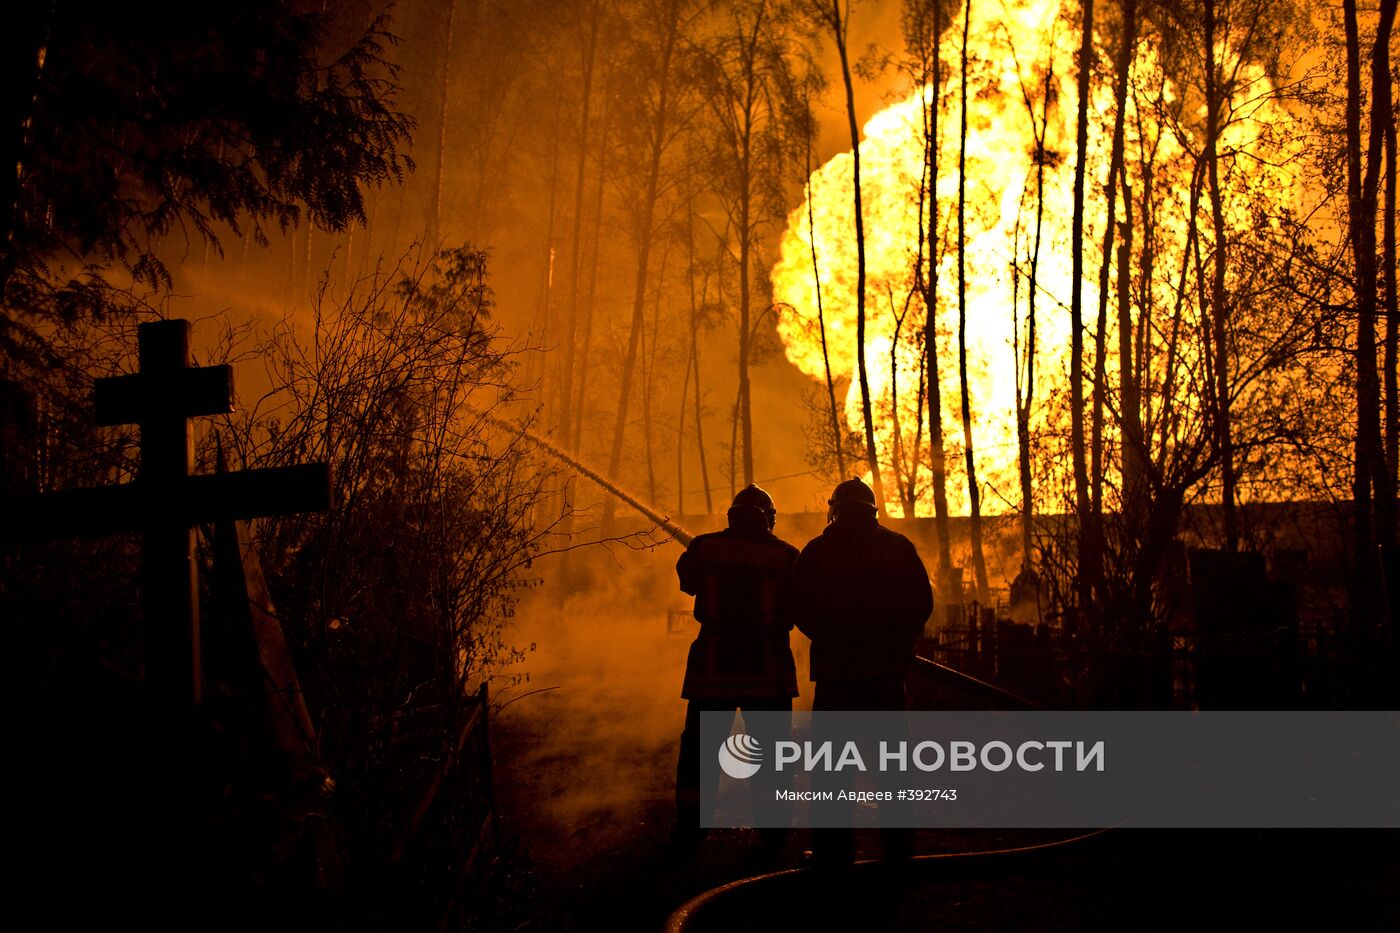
483, 411, 694, 546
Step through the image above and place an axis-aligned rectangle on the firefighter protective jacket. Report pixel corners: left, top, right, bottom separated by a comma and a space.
790, 513, 934, 683
676, 518, 800, 700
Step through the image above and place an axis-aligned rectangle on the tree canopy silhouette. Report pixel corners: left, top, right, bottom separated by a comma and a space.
1, 1, 413, 365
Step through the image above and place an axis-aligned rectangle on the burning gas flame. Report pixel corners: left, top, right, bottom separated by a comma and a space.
772, 0, 1301, 517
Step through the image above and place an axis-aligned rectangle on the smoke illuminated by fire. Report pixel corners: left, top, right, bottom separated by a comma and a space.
772, 0, 1303, 517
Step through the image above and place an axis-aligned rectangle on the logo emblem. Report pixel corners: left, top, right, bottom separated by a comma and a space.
718, 733, 763, 779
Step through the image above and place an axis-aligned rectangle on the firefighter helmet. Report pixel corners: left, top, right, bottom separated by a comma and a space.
828, 477, 877, 517
731, 483, 776, 514
728, 483, 777, 530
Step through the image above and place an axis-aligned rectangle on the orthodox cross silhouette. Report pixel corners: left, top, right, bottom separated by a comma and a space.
5, 319, 331, 708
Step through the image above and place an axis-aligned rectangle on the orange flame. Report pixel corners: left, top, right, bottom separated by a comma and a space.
772, 0, 1301, 517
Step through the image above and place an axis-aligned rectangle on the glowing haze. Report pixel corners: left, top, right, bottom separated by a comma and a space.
772, 0, 1302, 517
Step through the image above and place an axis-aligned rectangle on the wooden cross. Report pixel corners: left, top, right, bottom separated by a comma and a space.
4, 319, 331, 709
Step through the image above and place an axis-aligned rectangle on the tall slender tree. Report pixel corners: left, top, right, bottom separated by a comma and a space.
1006, 15, 1056, 573
1070, 0, 1097, 606
601, 0, 691, 530
1091, 0, 1139, 537
905, 0, 957, 597
557, 0, 603, 450
956, 0, 989, 604
801, 80, 847, 479
699, 0, 807, 488
1384, 106, 1398, 517
571, 77, 617, 452
816, 0, 886, 510
685, 191, 716, 514
1343, 0, 1398, 622
1201, 0, 1238, 551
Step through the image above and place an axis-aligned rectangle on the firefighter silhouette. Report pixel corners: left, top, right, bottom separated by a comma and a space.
791, 478, 934, 864
674, 484, 799, 855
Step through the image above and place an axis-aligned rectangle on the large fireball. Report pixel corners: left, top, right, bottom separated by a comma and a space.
771, 0, 1301, 518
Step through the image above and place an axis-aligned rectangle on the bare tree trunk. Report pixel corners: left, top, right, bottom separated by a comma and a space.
1070, 0, 1096, 607
677, 312, 693, 516
732, 13, 761, 490
831, 0, 886, 512
1118, 212, 1144, 523
526, 102, 564, 394
559, 0, 601, 450
889, 295, 905, 505
1354, 0, 1399, 553
1135, 152, 1156, 448
1119, 154, 1146, 509
737, 195, 756, 486
602, 3, 680, 530
1369, 2, 1398, 547
957, 0, 989, 605
730, 392, 740, 500
888, 290, 916, 515
909, 337, 927, 511
693, 335, 714, 513
641, 303, 658, 508
926, 283, 956, 597
922, 1, 956, 599
604, 228, 655, 531
1202, 0, 1236, 552
1342, 0, 1394, 621
641, 241, 672, 507
572, 81, 614, 452
1384, 101, 1398, 545
1013, 230, 1033, 560
1156, 162, 1205, 464
687, 198, 715, 514
1091, 0, 1137, 534
1015, 50, 1052, 571
806, 108, 846, 478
